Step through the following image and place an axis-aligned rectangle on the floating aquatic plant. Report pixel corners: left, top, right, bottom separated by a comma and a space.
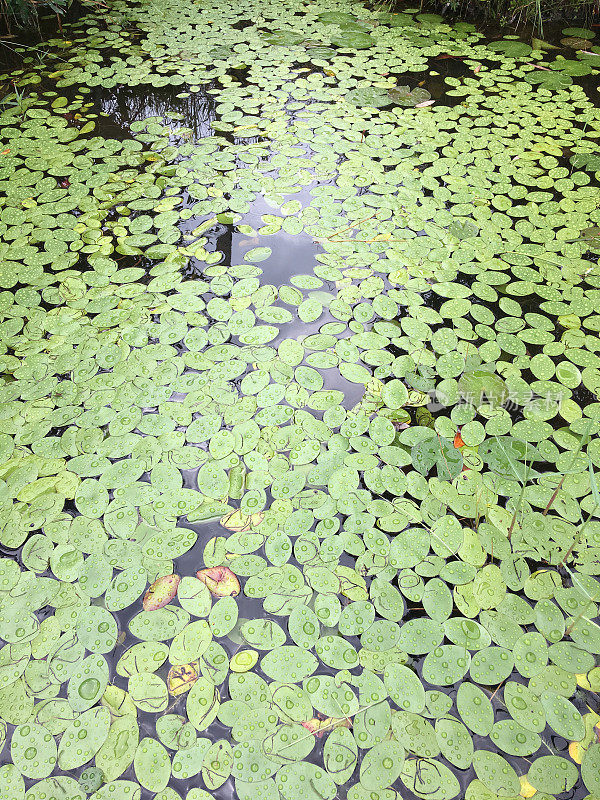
0, 0, 599, 798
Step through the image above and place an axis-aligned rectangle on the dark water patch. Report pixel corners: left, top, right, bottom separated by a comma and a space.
92, 83, 216, 140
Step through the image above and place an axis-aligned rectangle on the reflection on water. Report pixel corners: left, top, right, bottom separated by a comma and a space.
180, 192, 325, 287
93, 83, 216, 139
90, 80, 329, 289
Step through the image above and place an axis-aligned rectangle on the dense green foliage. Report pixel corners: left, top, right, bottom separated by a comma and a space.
1, 0, 69, 30
1, 0, 598, 32
0, 1, 600, 799
442, 0, 597, 27
383, 0, 599, 29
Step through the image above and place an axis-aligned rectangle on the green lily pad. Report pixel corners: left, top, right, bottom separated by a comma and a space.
345, 88, 393, 108
388, 86, 432, 107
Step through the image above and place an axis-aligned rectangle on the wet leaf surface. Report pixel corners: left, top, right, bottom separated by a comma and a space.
0, 0, 599, 798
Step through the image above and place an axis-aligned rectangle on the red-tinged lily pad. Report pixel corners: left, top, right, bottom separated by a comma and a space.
302, 717, 352, 738
143, 574, 181, 611
196, 566, 241, 597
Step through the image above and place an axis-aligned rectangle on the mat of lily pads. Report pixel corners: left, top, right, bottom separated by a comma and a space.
1, 1, 600, 799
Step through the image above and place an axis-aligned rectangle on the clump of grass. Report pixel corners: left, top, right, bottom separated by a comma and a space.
375, 0, 599, 29
1, 0, 81, 34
